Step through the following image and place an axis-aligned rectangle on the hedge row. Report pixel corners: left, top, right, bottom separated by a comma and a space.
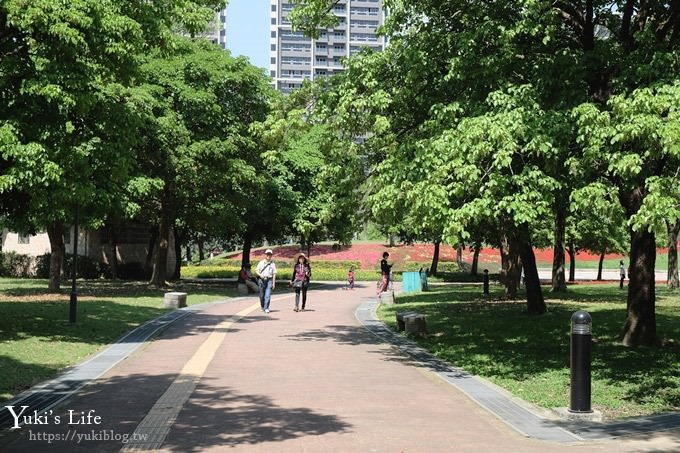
193, 259, 459, 273
180, 265, 441, 282
198, 258, 363, 270
0, 252, 150, 280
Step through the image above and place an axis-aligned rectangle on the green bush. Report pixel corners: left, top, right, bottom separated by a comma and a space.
35, 253, 107, 279
35, 254, 51, 278
0, 252, 34, 277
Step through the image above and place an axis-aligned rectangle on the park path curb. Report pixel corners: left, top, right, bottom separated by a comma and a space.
0, 298, 235, 431
356, 292, 680, 443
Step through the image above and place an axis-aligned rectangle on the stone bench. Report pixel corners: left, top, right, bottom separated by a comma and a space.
396, 311, 418, 331
237, 283, 248, 294
164, 292, 187, 309
396, 311, 427, 337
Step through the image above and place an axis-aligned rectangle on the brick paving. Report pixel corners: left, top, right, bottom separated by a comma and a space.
2, 283, 678, 452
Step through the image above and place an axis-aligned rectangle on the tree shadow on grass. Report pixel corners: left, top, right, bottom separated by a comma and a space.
0, 356, 63, 404
383, 285, 680, 417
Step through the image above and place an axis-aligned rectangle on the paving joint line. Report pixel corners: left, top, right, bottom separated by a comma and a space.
121, 302, 261, 451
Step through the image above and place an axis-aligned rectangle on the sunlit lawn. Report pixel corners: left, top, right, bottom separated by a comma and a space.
378, 282, 680, 420
0, 278, 234, 401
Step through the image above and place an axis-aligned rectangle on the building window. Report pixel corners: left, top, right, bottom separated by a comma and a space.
64, 231, 71, 245
18, 234, 30, 244
271, 57, 276, 64
271, 4, 276, 11
271, 31, 276, 38
271, 18, 276, 24
271, 70, 276, 77
271, 44, 276, 51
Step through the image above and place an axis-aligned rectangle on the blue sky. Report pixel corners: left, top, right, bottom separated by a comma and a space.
226, 0, 269, 69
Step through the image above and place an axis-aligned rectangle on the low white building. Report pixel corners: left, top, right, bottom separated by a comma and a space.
1, 224, 176, 277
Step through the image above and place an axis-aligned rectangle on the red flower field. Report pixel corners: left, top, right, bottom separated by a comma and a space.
227, 242, 632, 270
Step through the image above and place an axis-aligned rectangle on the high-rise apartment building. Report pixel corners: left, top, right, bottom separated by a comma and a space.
270, 0, 386, 93
203, 9, 228, 49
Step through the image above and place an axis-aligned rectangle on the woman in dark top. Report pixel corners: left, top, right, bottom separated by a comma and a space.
290, 253, 311, 311
377, 251, 392, 296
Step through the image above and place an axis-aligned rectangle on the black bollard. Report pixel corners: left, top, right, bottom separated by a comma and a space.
483, 269, 489, 295
569, 310, 592, 413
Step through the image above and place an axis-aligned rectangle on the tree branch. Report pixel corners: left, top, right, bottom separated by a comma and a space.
656, 0, 680, 43
552, 1, 585, 36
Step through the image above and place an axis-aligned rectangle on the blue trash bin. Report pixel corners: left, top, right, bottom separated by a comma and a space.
402, 272, 422, 292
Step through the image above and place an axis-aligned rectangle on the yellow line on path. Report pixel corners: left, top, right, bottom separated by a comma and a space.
121, 296, 287, 451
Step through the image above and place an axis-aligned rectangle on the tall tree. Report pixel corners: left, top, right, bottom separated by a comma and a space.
130, 38, 272, 287
0, 0, 226, 290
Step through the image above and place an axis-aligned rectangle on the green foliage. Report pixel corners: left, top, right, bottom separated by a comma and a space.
254, 82, 363, 247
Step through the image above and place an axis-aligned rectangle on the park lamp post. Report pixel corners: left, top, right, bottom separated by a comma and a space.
69, 203, 79, 324
569, 310, 592, 413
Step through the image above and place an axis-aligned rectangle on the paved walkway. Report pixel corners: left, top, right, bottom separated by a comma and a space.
1, 283, 678, 452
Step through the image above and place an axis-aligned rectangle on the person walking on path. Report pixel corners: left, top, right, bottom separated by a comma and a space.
256, 249, 277, 313
377, 251, 392, 297
290, 253, 311, 311
620, 260, 626, 289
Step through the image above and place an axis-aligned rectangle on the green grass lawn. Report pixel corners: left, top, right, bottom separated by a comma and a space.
0, 278, 234, 402
378, 283, 680, 420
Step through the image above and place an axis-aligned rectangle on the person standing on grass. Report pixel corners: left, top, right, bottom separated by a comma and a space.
377, 252, 392, 297
619, 260, 626, 289
290, 253, 311, 311
256, 249, 277, 313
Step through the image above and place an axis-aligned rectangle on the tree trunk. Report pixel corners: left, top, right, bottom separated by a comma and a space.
519, 231, 547, 314
186, 243, 192, 263
567, 243, 576, 282
171, 227, 183, 281
471, 243, 481, 276
456, 243, 464, 269
197, 238, 205, 262
618, 187, 658, 347
46, 220, 65, 292
619, 228, 658, 346
500, 232, 521, 299
108, 224, 119, 280
241, 231, 253, 268
150, 196, 172, 287
551, 205, 567, 292
145, 226, 157, 275
596, 251, 605, 281
429, 239, 440, 276
667, 221, 679, 289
